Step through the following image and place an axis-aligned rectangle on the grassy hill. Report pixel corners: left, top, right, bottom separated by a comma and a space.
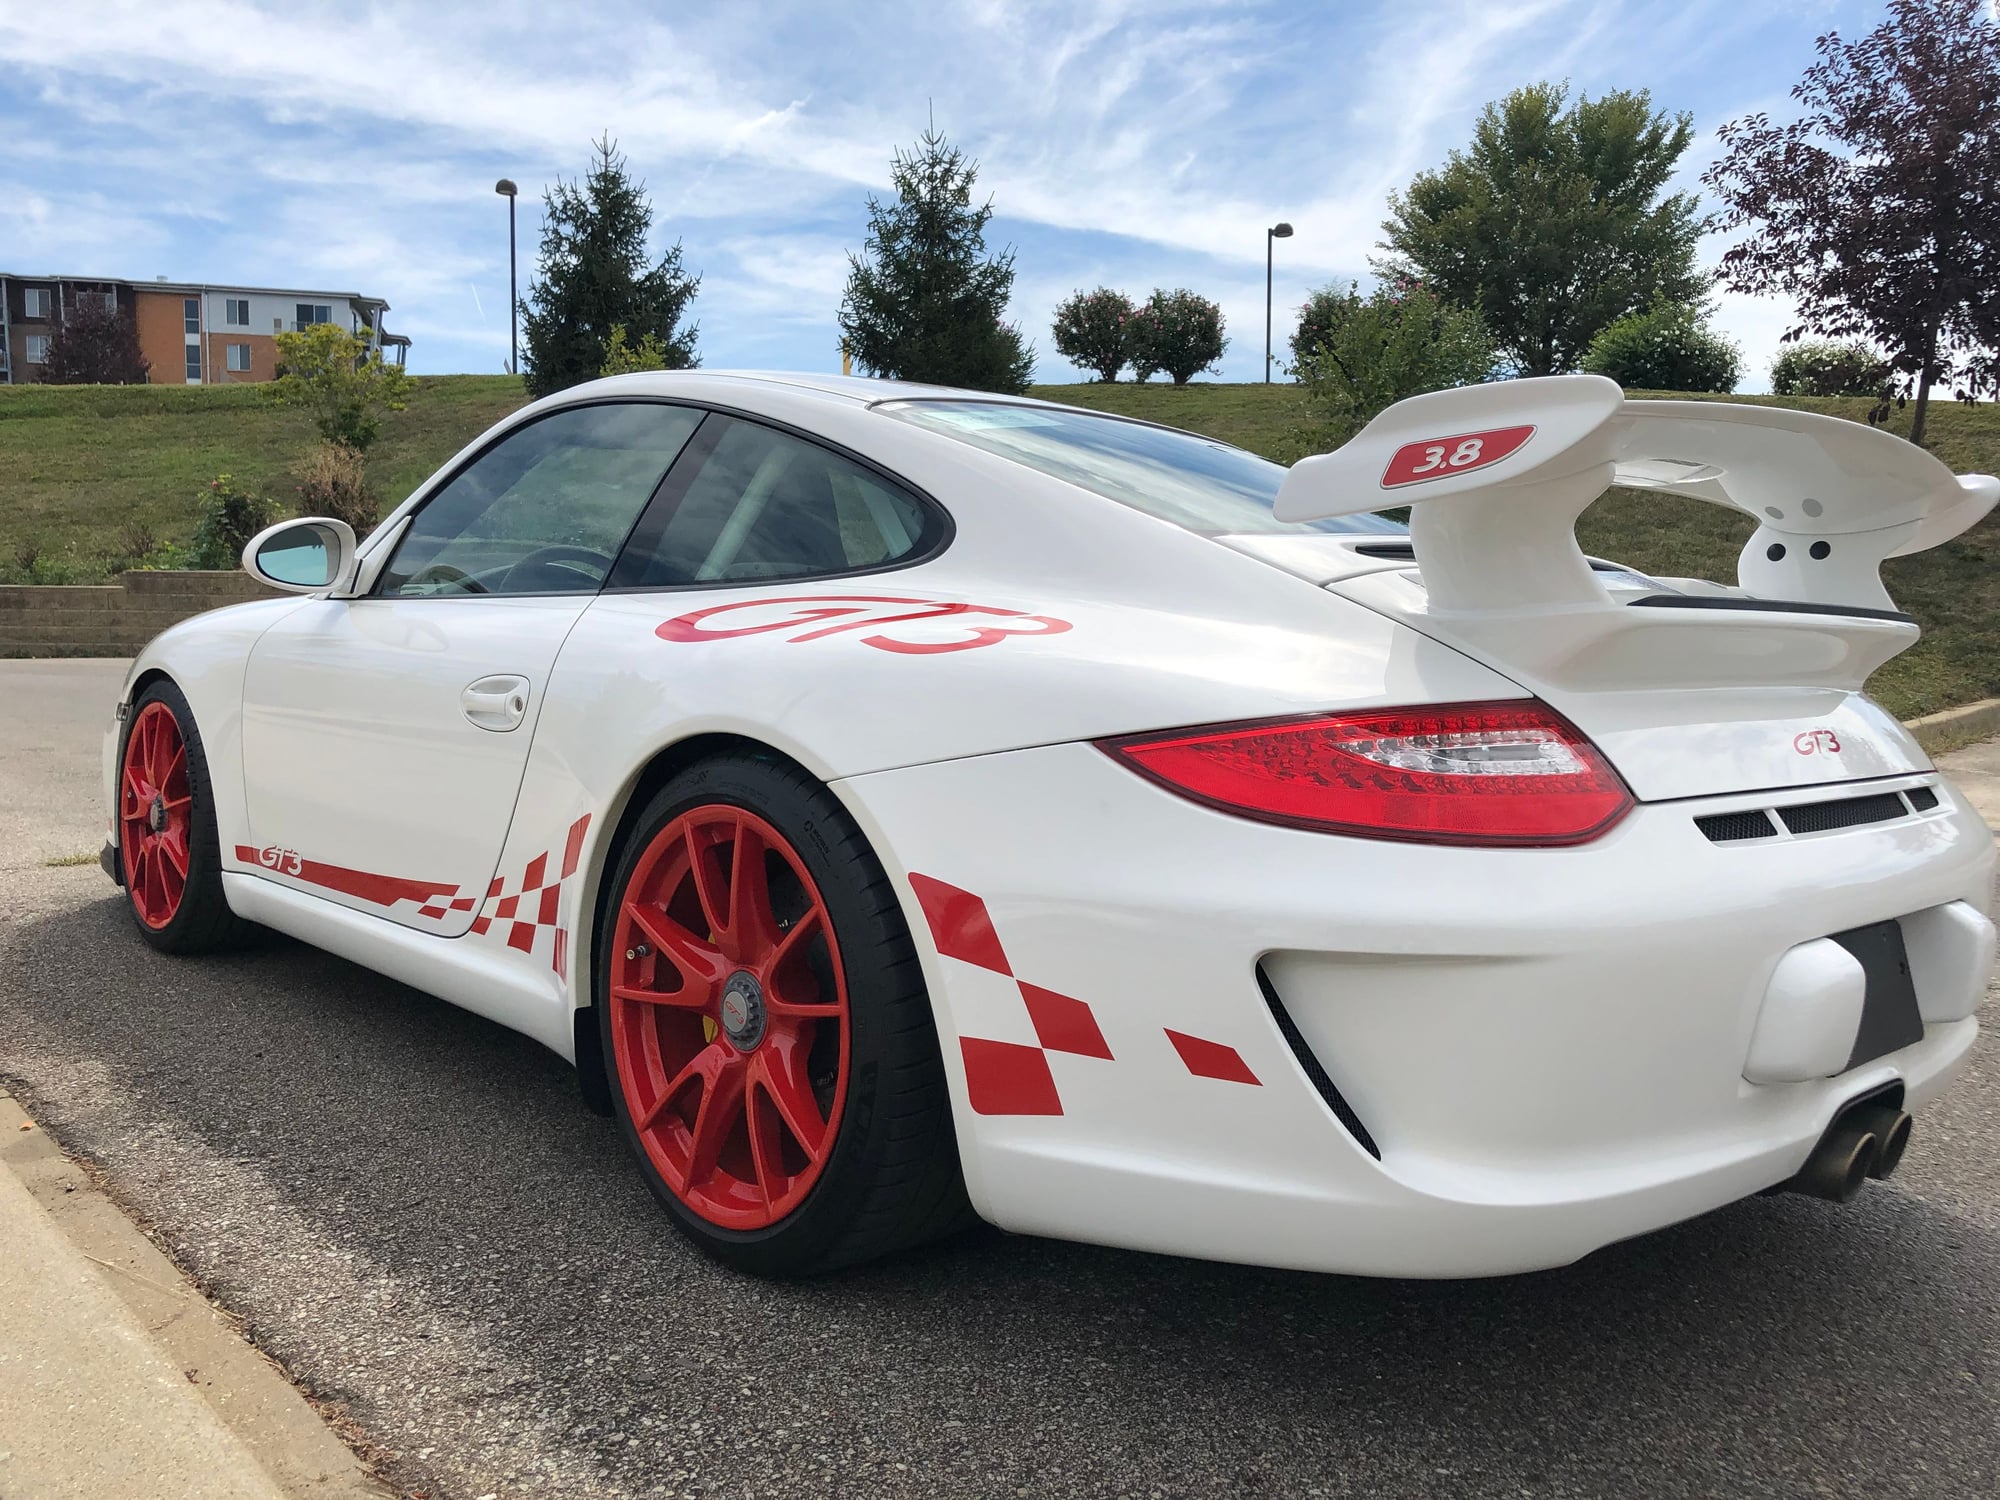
1, 375, 1994, 721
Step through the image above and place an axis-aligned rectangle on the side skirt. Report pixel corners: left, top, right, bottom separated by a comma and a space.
222, 872, 577, 1062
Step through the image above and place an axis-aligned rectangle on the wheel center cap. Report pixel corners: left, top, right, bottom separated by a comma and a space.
147, 796, 167, 834
719, 971, 767, 1051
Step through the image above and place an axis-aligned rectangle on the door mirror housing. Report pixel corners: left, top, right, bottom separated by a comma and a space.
243, 517, 357, 594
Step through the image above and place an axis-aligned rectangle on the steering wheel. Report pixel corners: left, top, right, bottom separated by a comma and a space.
499, 543, 619, 592
406, 562, 488, 595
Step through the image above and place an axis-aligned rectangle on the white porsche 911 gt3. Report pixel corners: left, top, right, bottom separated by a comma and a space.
103, 370, 1997, 1277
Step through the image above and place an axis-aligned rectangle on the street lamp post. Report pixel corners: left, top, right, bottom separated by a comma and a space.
495, 178, 519, 377
1265, 222, 1293, 383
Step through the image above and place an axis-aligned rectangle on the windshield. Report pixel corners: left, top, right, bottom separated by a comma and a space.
880, 400, 1406, 537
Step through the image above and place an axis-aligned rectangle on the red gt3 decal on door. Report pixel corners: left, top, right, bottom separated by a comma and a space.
234, 845, 460, 909
908, 873, 1261, 1116
656, 596, 1072, 656
1380, 424, 1535, 488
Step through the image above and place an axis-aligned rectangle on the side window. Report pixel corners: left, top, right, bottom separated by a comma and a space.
610, 416, 935, 590
377, 403, 704, 598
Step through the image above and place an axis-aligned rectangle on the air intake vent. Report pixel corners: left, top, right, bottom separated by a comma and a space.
1777, 792, 1907, 835
1696, 810, 1779, 843
1906, 786, 1940, 812
1256, 965, 1380, 1159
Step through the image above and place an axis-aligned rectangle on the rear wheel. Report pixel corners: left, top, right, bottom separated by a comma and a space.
117, 682, 253, 953
598, 753, 971, 1274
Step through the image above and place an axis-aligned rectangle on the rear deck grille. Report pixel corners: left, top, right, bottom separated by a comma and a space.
1697, 785, 1943, 844
1777, 792, 1907, 834
1695, 810, 1779, 843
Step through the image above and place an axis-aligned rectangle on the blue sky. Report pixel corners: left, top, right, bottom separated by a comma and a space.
0, 0, 1932, 390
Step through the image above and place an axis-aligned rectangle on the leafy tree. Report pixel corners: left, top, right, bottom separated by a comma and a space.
521, 135, 701, 399
839, 126, 1034, 393
1126, 289, 1227, 386
1292, 278, 1496, 441
1769, 339, 1890, 398
1704, 0, 2000, 446
1581, 303, 1741, 392
40, 294, 149, 384
599, 323, 673, 376
271, 323, 410, 452
1380, 83, 1704, 376
1051, 288, 1135, 382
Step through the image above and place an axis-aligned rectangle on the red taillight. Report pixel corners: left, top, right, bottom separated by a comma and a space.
1097, 701, 1634, 847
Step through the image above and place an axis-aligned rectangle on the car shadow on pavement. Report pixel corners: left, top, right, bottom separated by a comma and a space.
5, 893, 1998, 1500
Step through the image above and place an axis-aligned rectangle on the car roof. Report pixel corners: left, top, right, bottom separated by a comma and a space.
569, 369, 1084, 414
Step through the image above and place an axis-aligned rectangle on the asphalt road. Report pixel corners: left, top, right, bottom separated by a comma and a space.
4, 658, 1999, 1500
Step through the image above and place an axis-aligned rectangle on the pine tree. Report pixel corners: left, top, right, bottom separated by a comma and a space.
839, 127, 1034, 393
520, 136, 700, 399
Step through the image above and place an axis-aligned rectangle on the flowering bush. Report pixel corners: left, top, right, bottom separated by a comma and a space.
1769, 339, 1890, 398
1050, 288, 1136, 382
1127, 289, 1228, 385
1581, 303, 1740, 392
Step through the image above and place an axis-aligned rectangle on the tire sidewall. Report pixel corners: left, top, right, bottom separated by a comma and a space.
596, 756, 906, 1272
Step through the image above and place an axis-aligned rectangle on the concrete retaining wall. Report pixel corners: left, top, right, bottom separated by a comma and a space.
0, 571, 282, 658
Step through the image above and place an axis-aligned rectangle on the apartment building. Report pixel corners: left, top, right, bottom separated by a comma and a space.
0, 273, 408, 385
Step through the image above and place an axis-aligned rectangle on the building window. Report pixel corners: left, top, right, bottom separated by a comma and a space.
226, 343, 252, 372
183, 298, 201, 335
80, 290, 117, 317
24, 334, 49, 364
225, 298, 251, 326
22, 288, 51, 319
185, 344, 202, 383
295, 303, 332, 328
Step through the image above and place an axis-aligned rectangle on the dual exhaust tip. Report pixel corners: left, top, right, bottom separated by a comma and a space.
1784, 1102, 1914, 1203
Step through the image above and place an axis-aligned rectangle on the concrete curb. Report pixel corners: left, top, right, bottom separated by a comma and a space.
0, 1090, 393, 1500
1907, 697, 2000, 758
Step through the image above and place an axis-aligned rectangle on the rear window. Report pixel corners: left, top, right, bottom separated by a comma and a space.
880, 400, 1405, 537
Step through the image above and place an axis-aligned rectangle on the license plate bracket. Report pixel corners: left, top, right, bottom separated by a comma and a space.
1831, 918, 1924, 1070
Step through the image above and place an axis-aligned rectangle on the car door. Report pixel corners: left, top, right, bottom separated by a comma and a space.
238, 400, 704, 932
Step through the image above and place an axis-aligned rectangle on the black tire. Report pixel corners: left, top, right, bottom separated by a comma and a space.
597, 751, 974, 1275
116, 680, 256, 955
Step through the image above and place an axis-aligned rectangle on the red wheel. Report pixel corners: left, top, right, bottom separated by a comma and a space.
607, 804, 851, 1230
120, 700, 193, 929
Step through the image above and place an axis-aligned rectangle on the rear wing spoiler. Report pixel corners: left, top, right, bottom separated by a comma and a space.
1273, 374, 1998, 615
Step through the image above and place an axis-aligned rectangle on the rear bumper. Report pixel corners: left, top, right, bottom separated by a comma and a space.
841, 745, 1995, 1277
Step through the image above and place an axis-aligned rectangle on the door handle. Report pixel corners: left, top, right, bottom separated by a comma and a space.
461, 674, 531, 732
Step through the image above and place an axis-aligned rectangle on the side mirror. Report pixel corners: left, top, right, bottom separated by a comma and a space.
242, 517, 356, 594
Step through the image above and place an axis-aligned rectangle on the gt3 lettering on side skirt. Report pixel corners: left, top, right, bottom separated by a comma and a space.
233, 812, 591, 976
907, 873, 1260, 1116
656, 595, 1073, 655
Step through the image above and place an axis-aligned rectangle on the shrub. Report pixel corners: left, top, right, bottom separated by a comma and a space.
1292, 279, 1496, 442
1769, 339, 1890, 398
599, 323, 674, 376
1127, 289, 1227, 385
189, 475, 280, 570
1581, 303, 1741, 392
40, 294, 150, 385
271, 322, 411, 451
1050, 288, 1136, 382
292, 440, 378, 538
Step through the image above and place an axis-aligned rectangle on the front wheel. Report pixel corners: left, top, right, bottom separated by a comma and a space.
116, 681, 254, 953
598, 753, 971, 1274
